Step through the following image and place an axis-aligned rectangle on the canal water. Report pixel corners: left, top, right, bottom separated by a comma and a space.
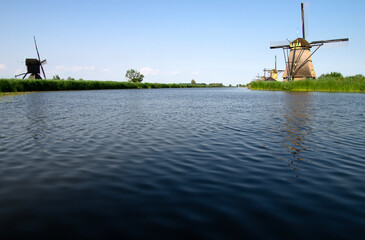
0, 88, 364, 239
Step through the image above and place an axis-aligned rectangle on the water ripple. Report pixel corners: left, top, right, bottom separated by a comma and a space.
0, 89, 365, 239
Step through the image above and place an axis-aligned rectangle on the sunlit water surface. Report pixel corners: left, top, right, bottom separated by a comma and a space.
0, 88, 364, 239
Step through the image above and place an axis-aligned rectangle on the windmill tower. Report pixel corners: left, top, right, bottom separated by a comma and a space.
15, 36, 47, 79
270, 3, 348, 81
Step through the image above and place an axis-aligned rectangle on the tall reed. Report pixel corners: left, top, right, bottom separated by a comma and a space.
249, 75, 365, 92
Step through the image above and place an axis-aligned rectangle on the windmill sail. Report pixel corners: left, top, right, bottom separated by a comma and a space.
33, 36, 47, 79
310, 38, 349, 47
270, 41, 290, 49
302, 2, 309, 39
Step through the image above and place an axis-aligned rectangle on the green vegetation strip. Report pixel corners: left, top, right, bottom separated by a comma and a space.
0, 79, 224, 93
249, 74, 365, 92
0, 92, 29, 97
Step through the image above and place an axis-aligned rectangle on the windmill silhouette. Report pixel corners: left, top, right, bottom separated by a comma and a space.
270, 3, 348, 81
15, 36, 47, 79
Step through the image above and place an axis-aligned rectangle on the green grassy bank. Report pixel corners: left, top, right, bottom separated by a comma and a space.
0, 79, 224, 93
249, 74, 365, 92
0, 91, 30, 97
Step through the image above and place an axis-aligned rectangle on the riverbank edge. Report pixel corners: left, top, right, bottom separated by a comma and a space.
249, 88, 365, 93
248, 76, 365, 93
0, 79, 225, 93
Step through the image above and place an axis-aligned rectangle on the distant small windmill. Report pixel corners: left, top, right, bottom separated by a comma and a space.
263, 55, 284, 81
270, 3, 348, 81
15, 36, 47, 79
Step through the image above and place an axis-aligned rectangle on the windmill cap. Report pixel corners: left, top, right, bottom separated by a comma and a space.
25, 58, 40, 65
290, 38, 311, 49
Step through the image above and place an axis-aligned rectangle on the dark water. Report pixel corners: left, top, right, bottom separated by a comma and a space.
0, 88, 364, 239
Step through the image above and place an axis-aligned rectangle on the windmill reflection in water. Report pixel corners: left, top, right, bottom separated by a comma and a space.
280, 92, 314, 176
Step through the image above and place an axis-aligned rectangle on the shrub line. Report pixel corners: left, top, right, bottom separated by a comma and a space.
0, 79, 224, 93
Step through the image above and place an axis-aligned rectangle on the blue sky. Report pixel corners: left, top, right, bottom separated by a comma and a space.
0, 0, 363, 85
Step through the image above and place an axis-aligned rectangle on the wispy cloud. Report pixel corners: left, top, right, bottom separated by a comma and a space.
56, 65, 66, 70
140, 68, 183, 76
0, 64, 7, 70
72, 66, 83, 71
84, 66, 95, 71
15, 68, 24, 75
168, 71, 181, 75
56, 65, 95, 71
140, 67, 159, 76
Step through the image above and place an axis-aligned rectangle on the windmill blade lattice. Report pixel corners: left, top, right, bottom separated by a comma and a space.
310, 38, 349, 48
270, 41, 290, 49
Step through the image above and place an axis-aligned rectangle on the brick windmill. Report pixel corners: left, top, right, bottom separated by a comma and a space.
15, 36, 47, 79
270, 3, 348, 81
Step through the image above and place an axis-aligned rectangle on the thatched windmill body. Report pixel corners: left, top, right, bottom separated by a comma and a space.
270, 3, 348, 81
15, 36, 47, 79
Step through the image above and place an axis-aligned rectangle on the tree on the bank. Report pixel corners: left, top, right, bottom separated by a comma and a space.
318, 72, 344, 79
125, 69, 144, 83
191, 79, 196, 85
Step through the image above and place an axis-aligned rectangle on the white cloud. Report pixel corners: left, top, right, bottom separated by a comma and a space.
56, 65, 95, 71
84, 66, 95, 71
140, 67, 159, 76
15, 68, 24, 75
169, 71, 181, 75
56, 65, 66, 70
191, 71, 199, 75
0, 64, 7, 70
72, 66, 83, 71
